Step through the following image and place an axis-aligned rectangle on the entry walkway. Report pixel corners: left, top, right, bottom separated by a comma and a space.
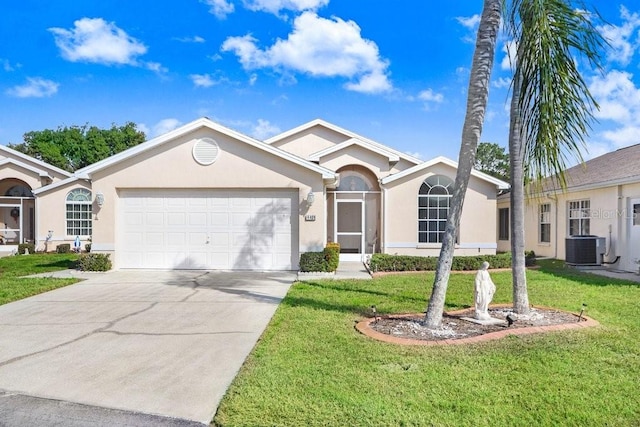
297, 261, 372, 280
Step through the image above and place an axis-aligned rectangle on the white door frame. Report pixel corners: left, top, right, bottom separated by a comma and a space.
335, 198, 365, 262
626, 197, 640, 272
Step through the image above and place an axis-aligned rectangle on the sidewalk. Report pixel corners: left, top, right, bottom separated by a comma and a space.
297, 261, 372, 281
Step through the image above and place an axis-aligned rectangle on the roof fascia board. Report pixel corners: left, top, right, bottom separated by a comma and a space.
0, 158, 52, 178
75, 118, 337, 181
0, 145, 72, 177
266, 119, 422, 165
32, 176, 82, 195
380, 156, 510, 189
308, 138, 400, 162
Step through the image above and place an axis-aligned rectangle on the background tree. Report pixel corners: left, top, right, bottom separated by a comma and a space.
506, 0, 605, 314
424, 0, 502, 328
475, 142, 509, 181
8, 122, 146, 172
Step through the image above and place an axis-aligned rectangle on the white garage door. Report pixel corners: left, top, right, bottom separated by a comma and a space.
118, 189, 298, 270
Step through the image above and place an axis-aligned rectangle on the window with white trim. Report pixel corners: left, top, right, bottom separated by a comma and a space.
539, 203, 551, 243
66, 188, 92, 236
568, 199, 590, 236
418, 175, 453, 243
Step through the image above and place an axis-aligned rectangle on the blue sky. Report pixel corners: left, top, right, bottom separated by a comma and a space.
2, 1, 639, 162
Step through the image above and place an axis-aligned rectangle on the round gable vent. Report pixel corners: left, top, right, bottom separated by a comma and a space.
192, 137, 220, 165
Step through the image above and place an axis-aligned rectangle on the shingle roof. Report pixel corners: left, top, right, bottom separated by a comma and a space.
543, 143, 640, 191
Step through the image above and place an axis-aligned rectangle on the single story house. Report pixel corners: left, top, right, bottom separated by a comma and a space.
497, 143, 640, 273
1, 117, 508, 270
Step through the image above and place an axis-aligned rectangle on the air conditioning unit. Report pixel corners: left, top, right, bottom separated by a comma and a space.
565, 236, 606, 265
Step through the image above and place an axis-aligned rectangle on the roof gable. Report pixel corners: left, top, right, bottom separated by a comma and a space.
0, 158, 53, 179
308, 137, 400, 163
74, 117, 337, 181
0, 145, 72, 178
266, 119, 421, 166
380, 156, 510, 189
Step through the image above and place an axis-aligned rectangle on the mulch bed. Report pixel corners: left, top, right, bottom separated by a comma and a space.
356, 305, 599, 346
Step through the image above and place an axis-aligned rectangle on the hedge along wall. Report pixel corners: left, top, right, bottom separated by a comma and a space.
368, 252, 512, 273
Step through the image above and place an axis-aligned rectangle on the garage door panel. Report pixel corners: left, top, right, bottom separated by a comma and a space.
119, 190, 297, 270
146, 232, 164, 246
167, 213, 186, 226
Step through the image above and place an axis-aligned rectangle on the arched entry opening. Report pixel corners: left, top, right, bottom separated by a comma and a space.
327, 165, 381, 261
0, 179, 35, 245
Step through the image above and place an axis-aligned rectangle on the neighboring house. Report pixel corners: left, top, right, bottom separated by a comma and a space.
1, 117, 508, 270
497, 143, 640, 273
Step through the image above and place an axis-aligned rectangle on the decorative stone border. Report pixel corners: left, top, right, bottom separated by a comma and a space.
355, 305, 599, 346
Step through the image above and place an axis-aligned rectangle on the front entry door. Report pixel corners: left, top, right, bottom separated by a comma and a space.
336, 199, 364, 261
628, 198, 640, 272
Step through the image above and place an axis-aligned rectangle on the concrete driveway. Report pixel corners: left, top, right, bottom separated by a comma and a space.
0, 270, 295, 424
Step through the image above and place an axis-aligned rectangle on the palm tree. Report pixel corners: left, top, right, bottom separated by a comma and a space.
424, 0, 502, 328
506, 0, 605, 314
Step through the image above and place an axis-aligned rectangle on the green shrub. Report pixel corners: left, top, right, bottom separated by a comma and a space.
77, 253, 112, 271
85, 243, 91, 253
525, 250, 537, 266
17, 243, 36, 255
56, 243, 71, 254
369, 252, 512, 272
299, 252, 328, 272
324, 242, 340, 272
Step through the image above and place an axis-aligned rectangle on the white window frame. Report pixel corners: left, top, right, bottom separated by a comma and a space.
66, 188, 92, 237
418, 175, 453, 244
539, 203, 551, 243
568, 199, 590, 236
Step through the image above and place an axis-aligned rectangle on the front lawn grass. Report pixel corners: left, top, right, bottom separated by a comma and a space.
0, 253, 79, 305
213, 260, 640, 427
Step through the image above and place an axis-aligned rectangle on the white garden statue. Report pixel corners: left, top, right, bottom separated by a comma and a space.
474, 261, 496, 320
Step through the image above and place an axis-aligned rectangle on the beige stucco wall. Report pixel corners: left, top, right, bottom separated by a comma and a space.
499, 184, 640, 271
269, 125, 348, 159
382, 163, 499, 257
88, 128, 327, 267
35, 179, 93, 251
318, 145, 394, 179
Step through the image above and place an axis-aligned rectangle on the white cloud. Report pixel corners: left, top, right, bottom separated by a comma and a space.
221, 12, 392, 94
174, 35, 206, 43
202, 0, 235, 19
589, 70, 640, 148
418, 89, 443, 103
49, 18, 147, 65
145, 62, 168, 75
251, 119, 281, 139
589, 70, 640, 122
500, 41, 516, 71
456, 14, 480, 30
249, 73, 258, 85
597, 6, 640, 66
7, 77, 59, 98
492, 77, 511, 89
190, 73, 226, 87
243, 0, 329, 15
141, 118, 183, 137
1, 58, 20, 72
599, 126, 640, 148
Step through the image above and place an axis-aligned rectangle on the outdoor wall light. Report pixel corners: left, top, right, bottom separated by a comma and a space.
95, 192, 105, 208
306, 191, 315, 206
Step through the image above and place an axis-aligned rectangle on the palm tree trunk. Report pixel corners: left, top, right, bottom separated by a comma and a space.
424, 0, 501, 328
509, 76, 530, 315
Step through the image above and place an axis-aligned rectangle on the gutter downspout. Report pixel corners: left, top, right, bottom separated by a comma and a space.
547, 193, 558, 259
381, 185, 387, 255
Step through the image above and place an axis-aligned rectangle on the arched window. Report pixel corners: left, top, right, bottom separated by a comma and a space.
5, 185, 33, 197
66, 188, 92, 236
418, 175, 453, 243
